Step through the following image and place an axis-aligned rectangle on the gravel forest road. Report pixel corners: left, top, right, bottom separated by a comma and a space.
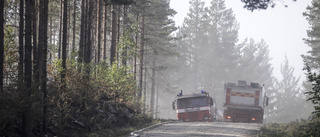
134, 122, 262, 137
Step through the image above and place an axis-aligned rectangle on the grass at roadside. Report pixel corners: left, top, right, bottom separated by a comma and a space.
259, 118, 320, 137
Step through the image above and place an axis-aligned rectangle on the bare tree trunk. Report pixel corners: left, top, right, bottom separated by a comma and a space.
19, 0, 27, 136
116, 5, 120, 61
133, 13, 139, 81
62, 0, 68, 88
0, 0, 4, 92
67, 0, 71, 58
138, 12, 145, 101
143, 45, 147, 114
84, 0, 93, 76
110, 4, 117, 65
150, 54, 156, 117
97, 0, 101, 63
58, 0, 63, 59
72, 0, 76, 55
18, 0, 24, 86
38, 0, 48, 134
25, 0, 32, 93
122, 5, 127, 66
103, 2, 108, 61
78, 0, 86, 72
155, 84, 159, 118
33, 0, 39, 91
24, 1, 33, 135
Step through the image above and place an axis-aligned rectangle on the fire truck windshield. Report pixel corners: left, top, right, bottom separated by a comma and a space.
177, 97, 207, 109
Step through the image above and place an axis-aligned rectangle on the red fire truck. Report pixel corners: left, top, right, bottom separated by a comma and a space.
172, 90, 217, 122
223, 81, 268, 123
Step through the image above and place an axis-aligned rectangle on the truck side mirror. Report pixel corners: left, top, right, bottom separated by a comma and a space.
172, 101, 175, 110
210, 97, 214, 106
266, 97, 269, 106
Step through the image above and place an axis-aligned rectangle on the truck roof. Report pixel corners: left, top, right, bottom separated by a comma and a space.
176, 92, 208, 99
225, 81, 263, 89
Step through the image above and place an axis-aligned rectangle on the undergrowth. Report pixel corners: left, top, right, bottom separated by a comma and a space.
259, 118, 320, 137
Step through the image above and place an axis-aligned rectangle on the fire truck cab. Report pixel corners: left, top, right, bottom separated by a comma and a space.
172, 90, 217, 122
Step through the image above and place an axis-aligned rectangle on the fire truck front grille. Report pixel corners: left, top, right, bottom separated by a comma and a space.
188, 111, 199, 119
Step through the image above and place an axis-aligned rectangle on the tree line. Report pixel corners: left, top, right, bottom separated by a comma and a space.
0, 0, 176, 136
0, 0, 320, 136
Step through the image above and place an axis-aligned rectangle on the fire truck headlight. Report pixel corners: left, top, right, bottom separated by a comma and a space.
252, 118, 255, 121
227, 116, 231, 119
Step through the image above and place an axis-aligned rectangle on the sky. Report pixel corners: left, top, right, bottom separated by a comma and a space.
170, 0, 312, 83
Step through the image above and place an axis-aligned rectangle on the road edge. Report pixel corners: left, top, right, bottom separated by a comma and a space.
128, 121, 178, 137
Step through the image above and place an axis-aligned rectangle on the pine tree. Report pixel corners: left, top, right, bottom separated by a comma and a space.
303, 0, 320, 118
143, 0, 177, 117
236, 39, 273, 83
236, 39, 276, 122
178, 0, 207, 92
303, 0, 320, 69
269, 56, 307, 123
207, 0, 240, 89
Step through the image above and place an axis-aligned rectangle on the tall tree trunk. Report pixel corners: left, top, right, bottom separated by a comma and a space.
0, 0, 4, 92
24, 1, 33, 135
143, 45, 147, 114
110, 4, 116, 65
33, 0, 39, 86
58, 0, 63, 59
138, 12, 145, 101
116, 5, 120, 61
122, 5, 127, 66
62, 0, 68, 88
155, 84, 159, 118
72, 0, 76, 55
150, 54, 156, 117
18, 0, 24, 86
103, 2, 108, 61
25, 0, 32, 96
134, 13, 139, 81
19, 0, 27, 136
97, 0, 101, 63
78, 0, 86, 72
67, 0, 70, 58
38, 0, 48, 134
84, 0, 93, 76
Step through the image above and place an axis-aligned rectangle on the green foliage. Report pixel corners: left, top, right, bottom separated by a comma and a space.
305, 65, 320, 118
45, 59, 141, 136
236, 39, 274, 84
175, 0, 243, 92
241, 0, 276, 11
259, 118, 320, 137
3, 26, 18, 83
303, 0, 320, 69
267, 56, 312, 123
303, 0, 320, 123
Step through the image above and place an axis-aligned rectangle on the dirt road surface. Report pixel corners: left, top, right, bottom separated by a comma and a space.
135, 122, 262, 137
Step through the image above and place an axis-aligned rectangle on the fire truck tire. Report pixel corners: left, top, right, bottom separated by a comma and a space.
203, 114, 208, 121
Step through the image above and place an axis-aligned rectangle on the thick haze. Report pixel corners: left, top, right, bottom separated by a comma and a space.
170, 0, 311, 82
160, 0, 314, 121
